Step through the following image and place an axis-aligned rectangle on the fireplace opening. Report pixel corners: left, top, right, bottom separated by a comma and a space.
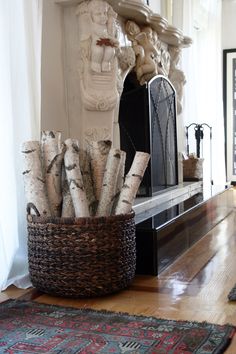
119, 74, 179, 197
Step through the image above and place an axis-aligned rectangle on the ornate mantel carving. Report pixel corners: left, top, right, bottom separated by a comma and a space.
55, 0, 192, 147
73, 0, 136, 147
56, 0, 192, 45
124, 19, 186, 114
76, 1, 120, 112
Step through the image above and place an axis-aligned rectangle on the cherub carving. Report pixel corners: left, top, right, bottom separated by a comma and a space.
142, 26, 169, 77
126, 20, 158, 85
77, 0, 119, 73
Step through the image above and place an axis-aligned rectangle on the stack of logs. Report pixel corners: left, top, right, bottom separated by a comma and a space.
21, 131, 150, 218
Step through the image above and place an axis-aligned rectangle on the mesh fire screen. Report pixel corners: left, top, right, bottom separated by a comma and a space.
119, 75, 178, 197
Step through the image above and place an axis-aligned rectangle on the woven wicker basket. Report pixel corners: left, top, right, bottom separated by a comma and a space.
27, 204, 136, 298
183, 157, 204, 181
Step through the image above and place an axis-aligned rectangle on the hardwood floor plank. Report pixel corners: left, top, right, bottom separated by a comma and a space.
0, 286, 32, 303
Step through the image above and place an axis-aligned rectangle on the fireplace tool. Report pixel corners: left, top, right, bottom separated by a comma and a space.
185, 123, 213, 185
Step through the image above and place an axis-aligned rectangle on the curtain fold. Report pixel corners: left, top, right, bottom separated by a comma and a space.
173, 0, 226, 188
0, 0, 42, 291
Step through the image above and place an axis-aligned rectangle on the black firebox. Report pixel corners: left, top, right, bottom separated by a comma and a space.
119, 75, 178, 197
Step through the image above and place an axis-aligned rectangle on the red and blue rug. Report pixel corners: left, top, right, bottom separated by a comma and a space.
0, 299, 235, 353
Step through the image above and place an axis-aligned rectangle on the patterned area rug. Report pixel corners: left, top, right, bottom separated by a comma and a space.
228, 283, 236, 300
0, 299, 235, 353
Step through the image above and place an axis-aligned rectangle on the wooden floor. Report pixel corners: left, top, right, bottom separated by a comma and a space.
2, 210, 236, 353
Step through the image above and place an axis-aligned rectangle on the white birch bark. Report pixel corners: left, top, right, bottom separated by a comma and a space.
88, 140, 112, 202
64, 138, 90, 217
21, 141, 51, 216
41, 131, 64, 216
96, 148, 122, 216
115, 151, 150, 215
79, 149, 97, 216
111, 150, 126, 214
61, 165, 75, 217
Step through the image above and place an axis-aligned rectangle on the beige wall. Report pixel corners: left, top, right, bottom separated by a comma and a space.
41, 0, 69, 138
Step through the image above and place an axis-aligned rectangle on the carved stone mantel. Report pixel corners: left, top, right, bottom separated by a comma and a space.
53, 0, 192, 147
56, 0, 192, 47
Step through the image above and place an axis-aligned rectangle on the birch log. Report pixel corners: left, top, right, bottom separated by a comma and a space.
61, 165, 75, 217
21, 141, 51, 216
111, 150, 126, 214
41, 130, 61, 168
115, 151, 150, 215
41, 131, 64, 216
88, 140, 112, 202
79, 149, 97, 216
64, 139, 90, 217
96, 148, 122, 216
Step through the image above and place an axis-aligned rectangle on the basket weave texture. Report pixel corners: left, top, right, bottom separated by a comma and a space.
183, 157, 204, 180
27, 212, 136, 298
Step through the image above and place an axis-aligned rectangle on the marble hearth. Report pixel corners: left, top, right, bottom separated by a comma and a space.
133, 181, 203, 224
134, 183, 234, 275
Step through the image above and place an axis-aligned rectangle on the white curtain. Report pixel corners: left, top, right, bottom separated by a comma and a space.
173, 0, 226, 188
148, 0, 162, 14
0, 0, 42, 291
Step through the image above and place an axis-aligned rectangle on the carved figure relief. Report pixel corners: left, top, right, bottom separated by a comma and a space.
75, 1, 135, 147
125, 21, 158, 85
73, 2, 186, 148
88, 0, 119, 73
124, 19, 185, 116
125, 20, 172, 86
76, 0, 120, 111
168, 46, 186, 114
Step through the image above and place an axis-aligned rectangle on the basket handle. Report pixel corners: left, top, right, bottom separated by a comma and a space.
27, 203, 40, 218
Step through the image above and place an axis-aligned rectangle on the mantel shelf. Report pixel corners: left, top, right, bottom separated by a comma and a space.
55, 0, 192, 47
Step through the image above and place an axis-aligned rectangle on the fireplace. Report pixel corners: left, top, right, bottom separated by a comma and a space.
119, 75, 178, 197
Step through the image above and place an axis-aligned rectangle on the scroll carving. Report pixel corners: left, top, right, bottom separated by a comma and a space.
168, 46, 186, 114
124, 19, 186, 115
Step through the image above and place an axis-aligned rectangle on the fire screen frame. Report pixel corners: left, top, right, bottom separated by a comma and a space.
119, 75, 179, 197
